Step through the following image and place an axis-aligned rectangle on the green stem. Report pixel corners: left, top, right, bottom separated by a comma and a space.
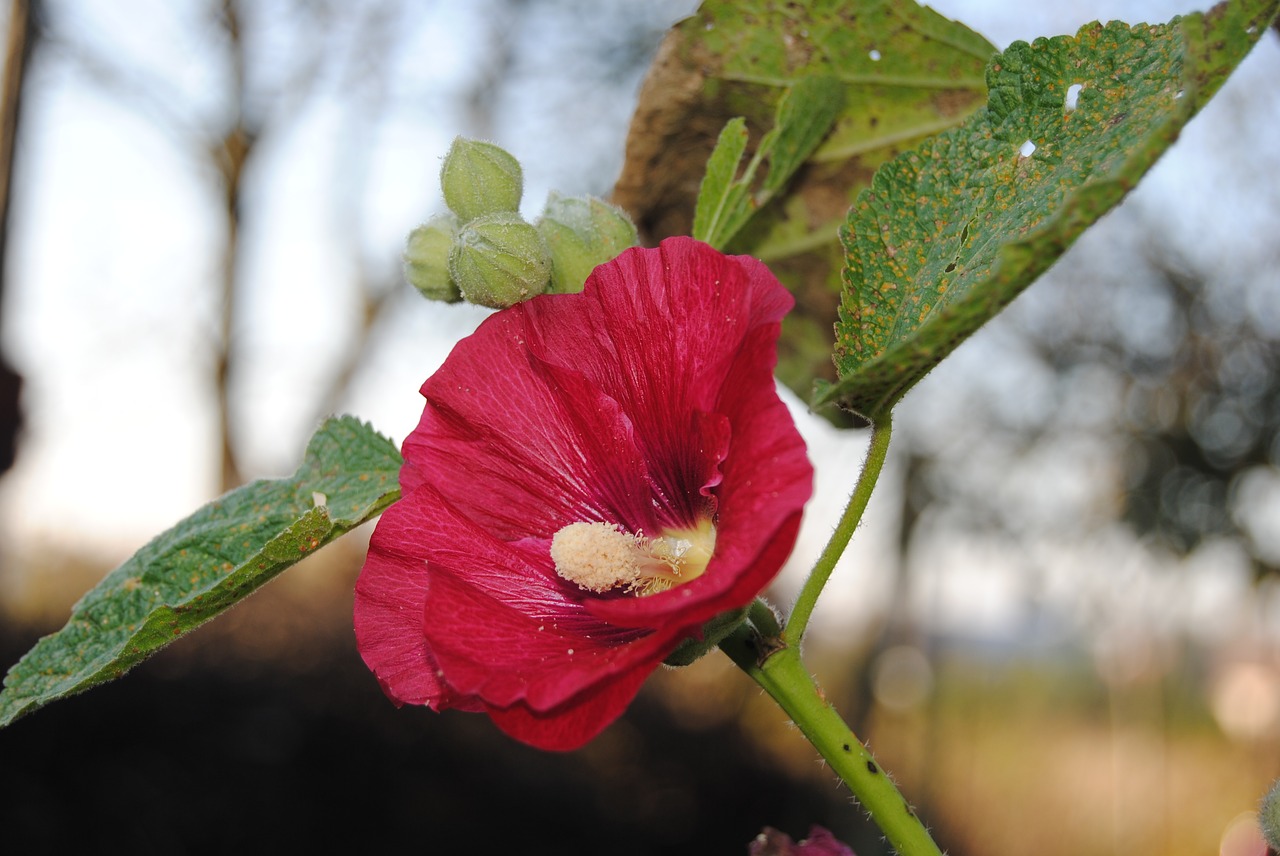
783, 413, 893, 648
721, 625, 943, 856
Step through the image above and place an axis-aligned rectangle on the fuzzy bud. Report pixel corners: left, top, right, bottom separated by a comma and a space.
1261, 778, 1280, 851
536, 192, 639, 293
449, 212, 552, 308
403, 214, 461, 303
440, 137, 523, 222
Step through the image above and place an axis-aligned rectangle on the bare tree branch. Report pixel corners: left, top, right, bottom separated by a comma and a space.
0, 0, 38, 476
310, 0, 410, 422
210, 0, 253, 490
42, 0, 368, 491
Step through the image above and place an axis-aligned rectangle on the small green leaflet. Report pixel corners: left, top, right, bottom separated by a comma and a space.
0, 416, 402, 728
692, 77, 845, 250
692, 118, 750, 248
818, 0, 1280, 420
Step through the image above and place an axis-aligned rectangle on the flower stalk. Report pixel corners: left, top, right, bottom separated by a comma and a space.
783, 413, 893, 648
720, 623, 942, 856
719, 413, 938, 852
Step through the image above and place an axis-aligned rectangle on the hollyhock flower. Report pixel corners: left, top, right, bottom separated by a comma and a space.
354, 236, 813, 751
749, 826, 856, 856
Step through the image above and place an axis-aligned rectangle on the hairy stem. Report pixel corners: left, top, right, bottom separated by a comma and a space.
783, 413, 893, 648
721, 625, 943, 856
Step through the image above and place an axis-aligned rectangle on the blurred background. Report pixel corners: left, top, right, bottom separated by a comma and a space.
0, 1, 1278, 854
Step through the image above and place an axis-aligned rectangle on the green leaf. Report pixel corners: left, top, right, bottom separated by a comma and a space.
0, 416, 402, 728
613, 0, 994, 412
692, 117, 749, 245
761, 76, 846, 195
692, 77, 844, 251
818, 0, 1280, 420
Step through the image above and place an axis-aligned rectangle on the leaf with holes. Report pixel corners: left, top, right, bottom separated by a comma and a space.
817, 0, 1280, 420
0, 416, 402, 728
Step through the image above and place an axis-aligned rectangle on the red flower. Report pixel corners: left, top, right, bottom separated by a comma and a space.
354, 236, 813, 750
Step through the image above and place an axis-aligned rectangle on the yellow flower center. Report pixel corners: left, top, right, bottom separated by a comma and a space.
550, 518, 716, 596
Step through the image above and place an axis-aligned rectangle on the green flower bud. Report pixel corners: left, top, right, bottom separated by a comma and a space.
536, 191, 639, 293
403, 213, 461, 303
1261, 778, 1280, 851
440, 137, 523, 222
449, 212, 552, 308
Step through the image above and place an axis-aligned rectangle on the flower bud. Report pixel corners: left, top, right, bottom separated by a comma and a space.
449, 212, 552, 308
1262, 778, 1280, 851
440, 137, 523, 222
403, 214, 461, 303
536, 191, 639, 293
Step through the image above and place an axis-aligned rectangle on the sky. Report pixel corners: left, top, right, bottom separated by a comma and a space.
0, 0, 1278, 652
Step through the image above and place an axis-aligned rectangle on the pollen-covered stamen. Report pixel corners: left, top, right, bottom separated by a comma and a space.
551, 519, 716, 595
549, 522, 644, 593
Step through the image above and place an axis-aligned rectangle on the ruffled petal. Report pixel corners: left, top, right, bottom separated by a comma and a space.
407, 307, 671, 540
353, 499, 471, 711
588, 268, 812, 629
422, 566, 677, 712
358, 477, 673, 722
517, 238, 795, 528
484, 665, 653, 751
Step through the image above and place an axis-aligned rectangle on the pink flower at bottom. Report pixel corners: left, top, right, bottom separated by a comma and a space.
354, 236, 813, 750
749, 826, 857, 856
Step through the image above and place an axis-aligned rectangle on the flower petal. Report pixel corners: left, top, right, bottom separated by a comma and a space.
485, 665, 653, 751
750, 826, 857, 856
422, 564, 674, 712
407, 308, 668, 539
359, 477, 678, 725
353, 500, 474, 711
518, 238, 797, 529
587, 269, 812, 629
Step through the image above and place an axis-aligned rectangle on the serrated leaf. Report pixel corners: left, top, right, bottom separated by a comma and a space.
818, 0, 1280, 420
613, 0, 994, 410
0, 416, 402, 728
